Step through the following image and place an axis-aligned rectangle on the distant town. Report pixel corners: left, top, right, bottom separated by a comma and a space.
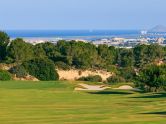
92, 32, 166, 48
23, 32, 166, 48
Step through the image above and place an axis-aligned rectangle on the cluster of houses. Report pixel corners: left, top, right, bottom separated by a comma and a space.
23, 35, 166, 48
92, 37, 166, 48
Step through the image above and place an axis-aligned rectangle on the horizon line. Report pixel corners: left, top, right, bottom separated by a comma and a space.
3, 29, 143, 31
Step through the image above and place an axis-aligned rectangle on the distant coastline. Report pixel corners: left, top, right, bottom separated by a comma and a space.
5, 30, 166, 41
6, 30, 140, 40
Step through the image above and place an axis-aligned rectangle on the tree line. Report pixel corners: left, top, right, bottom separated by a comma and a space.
0, 31, 166, 92
1, 33, 165, 69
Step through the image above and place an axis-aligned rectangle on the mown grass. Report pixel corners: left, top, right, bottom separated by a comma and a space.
0, 81, 165, 124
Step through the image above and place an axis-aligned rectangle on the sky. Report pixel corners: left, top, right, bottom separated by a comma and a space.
0, 0, 166, 30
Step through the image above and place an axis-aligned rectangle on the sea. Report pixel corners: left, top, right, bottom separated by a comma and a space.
5, 30, 166, 41
5, 30, 141, 41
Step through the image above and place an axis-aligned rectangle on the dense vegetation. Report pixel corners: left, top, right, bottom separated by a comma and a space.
135, 64, 166, 92
22, 58, 59, 81
9, 65, 28, 78
106, 75, 125, 84
0, 70, 12, 80
0, 31, 166, 91
78, 75, 102, 82
0, 31, 165, 70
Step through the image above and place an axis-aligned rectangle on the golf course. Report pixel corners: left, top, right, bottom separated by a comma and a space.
0, 81, 165, 124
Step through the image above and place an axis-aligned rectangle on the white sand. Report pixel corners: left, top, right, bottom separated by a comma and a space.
75, 83, 111, 91
113, 85, 141, 91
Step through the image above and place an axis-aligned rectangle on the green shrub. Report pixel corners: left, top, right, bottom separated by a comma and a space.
4, 56, 14, 64
106, 65, 119, 73
107, 75, 125, 84
22, 58, 59, 81
118, 67, 136, 82
135, 64, 166, 92
0, 70, 12, 81
9, 65, 27, 78
78, 75, 102, 82
55, 61, 70, 70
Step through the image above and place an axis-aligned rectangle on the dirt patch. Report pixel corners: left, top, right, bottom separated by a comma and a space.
0, 63, 15, 70
13, 75, 39, 81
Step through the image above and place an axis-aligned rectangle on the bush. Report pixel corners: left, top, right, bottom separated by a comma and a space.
106, 65, 119, 73
118, 67, 136, 82
106, 75, 125, 84
22, 58, 59, 81
135, 64, 166, 92
55, 61, 70, 70
0, 70, 12, 81
9, 65, 27, 78
78, 75, 102, 82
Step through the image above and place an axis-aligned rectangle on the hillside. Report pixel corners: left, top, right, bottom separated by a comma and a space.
149, 25, 166, 32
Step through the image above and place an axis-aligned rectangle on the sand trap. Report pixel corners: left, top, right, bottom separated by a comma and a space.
75, 84, 141, 91
113, 85, 141, 91
115, 85, 134, 90
75, 83, 110, 91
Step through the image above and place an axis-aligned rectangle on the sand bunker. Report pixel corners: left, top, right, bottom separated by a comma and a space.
75, 83, 111, 91
75, 84, 141, 91
113, 85, 141, 91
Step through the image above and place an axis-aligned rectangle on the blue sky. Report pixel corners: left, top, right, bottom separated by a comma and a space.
0, 0, 166, 30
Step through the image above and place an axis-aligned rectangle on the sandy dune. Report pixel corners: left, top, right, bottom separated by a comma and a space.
57, 69, 112, 81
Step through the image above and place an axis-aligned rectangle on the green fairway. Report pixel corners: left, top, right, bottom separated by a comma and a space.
0, 81, 165, 124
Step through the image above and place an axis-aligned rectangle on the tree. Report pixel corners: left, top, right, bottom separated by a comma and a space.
117, 48, 134, 67
118, 67, 136, 82
33, 44, 47, 58
147, 44, 164, 62
0, 31, 10, 62
72, 42, 98, 69
40, 42, 62, 63
57, 40, 98, 69
135, 64, 166, 92
134, 44, 164, 67
9, 65, 27, 78
164, 46, 166, 61
97, 44, 116, 67
7, 38, 34, 63
22, 58, 59, 81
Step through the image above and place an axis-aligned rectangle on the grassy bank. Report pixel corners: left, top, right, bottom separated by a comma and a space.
0, 81, 165, 124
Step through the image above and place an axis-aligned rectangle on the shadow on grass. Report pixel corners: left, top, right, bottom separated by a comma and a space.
132, 93, 166, 98
141, 111, 166, 115
87, 90, 133, 95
